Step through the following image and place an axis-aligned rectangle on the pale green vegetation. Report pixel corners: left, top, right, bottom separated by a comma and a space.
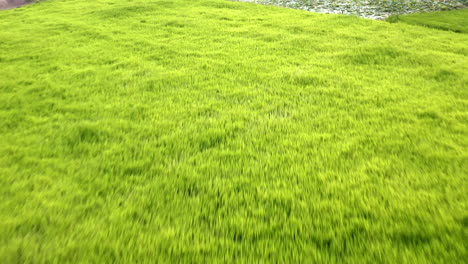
0, 0, 467, 263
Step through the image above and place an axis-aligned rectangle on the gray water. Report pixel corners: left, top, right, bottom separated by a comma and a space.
236, 0, 465, 19
0, 0, 28, 10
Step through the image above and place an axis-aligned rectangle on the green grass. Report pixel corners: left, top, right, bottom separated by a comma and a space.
389, 9, 468, 33
1, 0, 467, 262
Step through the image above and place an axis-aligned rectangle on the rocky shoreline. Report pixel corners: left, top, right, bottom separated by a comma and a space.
235, 0, 466, 19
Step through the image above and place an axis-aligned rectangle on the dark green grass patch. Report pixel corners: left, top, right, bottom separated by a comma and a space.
0, 0, 467, 263
388, 9, 468, 33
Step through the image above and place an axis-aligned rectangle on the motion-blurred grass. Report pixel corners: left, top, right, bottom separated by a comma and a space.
0, 0, 467, 262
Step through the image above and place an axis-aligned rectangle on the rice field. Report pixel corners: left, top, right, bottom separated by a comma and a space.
0, 0, 467, 262
389, 8, 468, 33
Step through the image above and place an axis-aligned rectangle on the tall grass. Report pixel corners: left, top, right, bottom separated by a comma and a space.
0, 0, 467, 262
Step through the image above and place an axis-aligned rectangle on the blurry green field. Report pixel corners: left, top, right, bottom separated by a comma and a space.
389, 9, 468, 33
0, 0, 467, 262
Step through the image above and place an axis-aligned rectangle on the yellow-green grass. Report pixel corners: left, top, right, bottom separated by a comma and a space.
389, 9, 468, 33
0, 0, 467, 262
